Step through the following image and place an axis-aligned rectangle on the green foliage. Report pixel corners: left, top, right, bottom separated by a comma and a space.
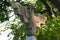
6, 17, 26, 40
37, 16, 60, 40
0, 0, 10, 22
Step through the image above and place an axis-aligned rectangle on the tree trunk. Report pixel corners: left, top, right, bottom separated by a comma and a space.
26, 20, 37, 40
11, 1, 37, 40
25, 5, 37, 40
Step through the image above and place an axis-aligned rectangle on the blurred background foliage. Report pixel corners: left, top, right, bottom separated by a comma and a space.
6, 15, 60, 40
0, 0, 60, 40
37, 16, 60, 40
